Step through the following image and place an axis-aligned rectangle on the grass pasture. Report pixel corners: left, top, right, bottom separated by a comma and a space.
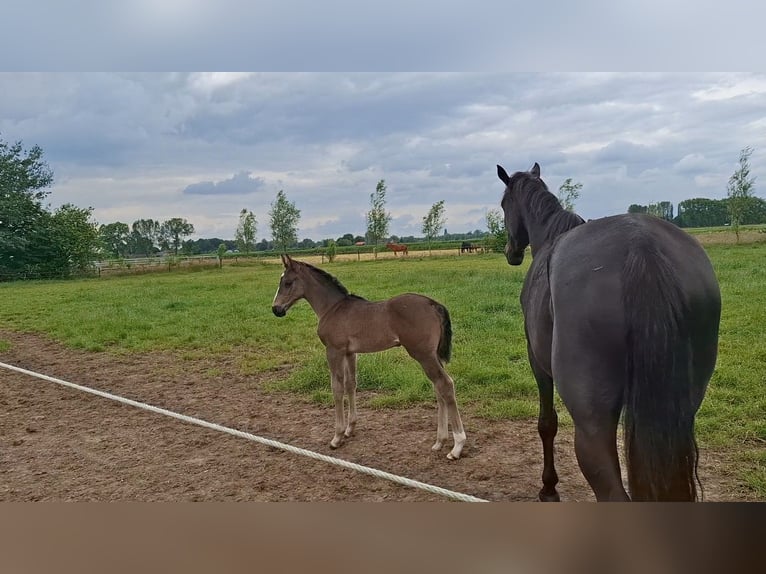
0, 239, 764, 497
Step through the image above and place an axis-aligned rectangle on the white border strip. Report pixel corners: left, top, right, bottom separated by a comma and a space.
0, 361, 488, 503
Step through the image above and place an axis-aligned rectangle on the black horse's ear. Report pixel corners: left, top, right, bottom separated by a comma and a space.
497, 165, 511, 186
281, 254, 291, 267
530, 163, 541, 178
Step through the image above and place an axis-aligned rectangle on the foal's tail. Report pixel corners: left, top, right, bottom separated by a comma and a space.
434, 302, 452, 364
622, 244, 700, 501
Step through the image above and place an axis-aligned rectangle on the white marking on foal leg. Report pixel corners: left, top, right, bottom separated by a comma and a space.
447, 430, 467, 461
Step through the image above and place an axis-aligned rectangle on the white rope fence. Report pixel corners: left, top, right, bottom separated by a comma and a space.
0, 361, 488, 503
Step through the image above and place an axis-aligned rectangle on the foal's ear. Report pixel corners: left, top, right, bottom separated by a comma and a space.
497, 165, 511, 186
281, 254, 293, 268
530, 162, 541, 178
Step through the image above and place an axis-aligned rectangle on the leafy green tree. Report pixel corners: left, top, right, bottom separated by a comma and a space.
99, 222, 130, 258
217, 242, 227, 269
0, 136, 54, 279
325, 239, 337, 262
628, 204, 648, 214
485, 209, 507, 252
336, 233, 354, 246
727, 146, 757, 243
0, 138, 53, 202
675, 198, 729, 228
269, 190, 301, 253
49, 204, 100, 275
366, 179, 392, 258
130, 219, 160, 256
235, 208, 257, 254
422, 200, 446, 255
742, 196, 766, 224
647, 201, 674, 221
160, 217, 195, 255
557, 178, 582, 212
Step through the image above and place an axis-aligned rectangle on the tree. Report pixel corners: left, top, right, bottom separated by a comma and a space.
336, 233, 354, 246
235, 208, 257, 254
217, 242, 227, 269
49, 204, 100, 275
0, 138, 53, 202
0, 136, 54, 279
647, 201, 674, 221
675, 198, 729, 228
628, 204, 648, 214
269, 189, 301, 253
325, 239, 337, 263
422, 200, 446, 255
485, 209, 507, 252
99, 222, 130, 258
557, 178, 582, 212
742, 196, 766, 225
160, 218, 195, 255
366, 179, 392, 258
130, 219, 160, 256
727, 146, 757, 243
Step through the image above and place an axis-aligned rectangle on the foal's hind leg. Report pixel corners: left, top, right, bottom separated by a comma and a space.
343, 353, 358, 438
417, 354, 466, 460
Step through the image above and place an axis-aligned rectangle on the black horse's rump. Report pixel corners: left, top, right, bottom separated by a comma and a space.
497, 162, 721, 501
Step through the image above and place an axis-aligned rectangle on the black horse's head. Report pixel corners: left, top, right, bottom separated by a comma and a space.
497, 162, 538, 265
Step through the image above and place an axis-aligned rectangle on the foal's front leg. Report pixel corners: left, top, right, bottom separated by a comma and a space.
343, 353, 358, 439
326, 348, 347, 449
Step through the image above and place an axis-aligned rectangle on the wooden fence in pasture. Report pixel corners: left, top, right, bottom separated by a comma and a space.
94, 255, 222, 276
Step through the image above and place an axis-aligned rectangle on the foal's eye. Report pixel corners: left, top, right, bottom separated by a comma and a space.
284, 280, 293, 288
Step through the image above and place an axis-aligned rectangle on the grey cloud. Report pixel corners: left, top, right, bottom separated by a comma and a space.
2, 72, 766, 240
182, 171, 267, 196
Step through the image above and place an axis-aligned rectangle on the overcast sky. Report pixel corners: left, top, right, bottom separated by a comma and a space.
2, 72, 765, 241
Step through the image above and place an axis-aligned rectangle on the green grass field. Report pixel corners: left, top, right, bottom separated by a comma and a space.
1, 241, 764, 496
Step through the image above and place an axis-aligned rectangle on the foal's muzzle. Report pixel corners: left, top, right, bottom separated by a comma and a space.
272, 305, 287, 317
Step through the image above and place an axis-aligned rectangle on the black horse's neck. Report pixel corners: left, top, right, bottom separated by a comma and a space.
520, 178, 585, 254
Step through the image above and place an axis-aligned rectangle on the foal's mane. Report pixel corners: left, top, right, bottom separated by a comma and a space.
510, 172, 585, 243
297, 260, 365, 300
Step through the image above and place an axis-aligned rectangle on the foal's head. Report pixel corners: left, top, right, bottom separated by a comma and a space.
272, 254, 307, 317
497, 162, 539, 265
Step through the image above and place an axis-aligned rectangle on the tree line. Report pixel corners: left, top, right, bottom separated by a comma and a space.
3, 133, 762, 280
627, 147, 764, 240
629, 197, 766, 228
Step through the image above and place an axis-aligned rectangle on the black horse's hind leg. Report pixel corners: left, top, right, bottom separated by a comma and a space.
573, 416, 629, 502
530, 356, 560, 502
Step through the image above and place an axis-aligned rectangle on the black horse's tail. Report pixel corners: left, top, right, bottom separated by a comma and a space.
434, 302, 452, 365
623, 244, 700, 501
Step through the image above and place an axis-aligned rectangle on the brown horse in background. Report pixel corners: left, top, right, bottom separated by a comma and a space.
271, 255, 466, 460
386, 242, 408, 256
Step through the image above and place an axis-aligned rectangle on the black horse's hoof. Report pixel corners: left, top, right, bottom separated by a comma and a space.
538, 490, 561, 502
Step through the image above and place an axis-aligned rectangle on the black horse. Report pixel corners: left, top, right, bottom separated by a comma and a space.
497, 162, 721, 501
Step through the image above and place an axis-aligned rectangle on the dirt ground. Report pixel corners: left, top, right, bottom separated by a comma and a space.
0, 330, 753, 502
